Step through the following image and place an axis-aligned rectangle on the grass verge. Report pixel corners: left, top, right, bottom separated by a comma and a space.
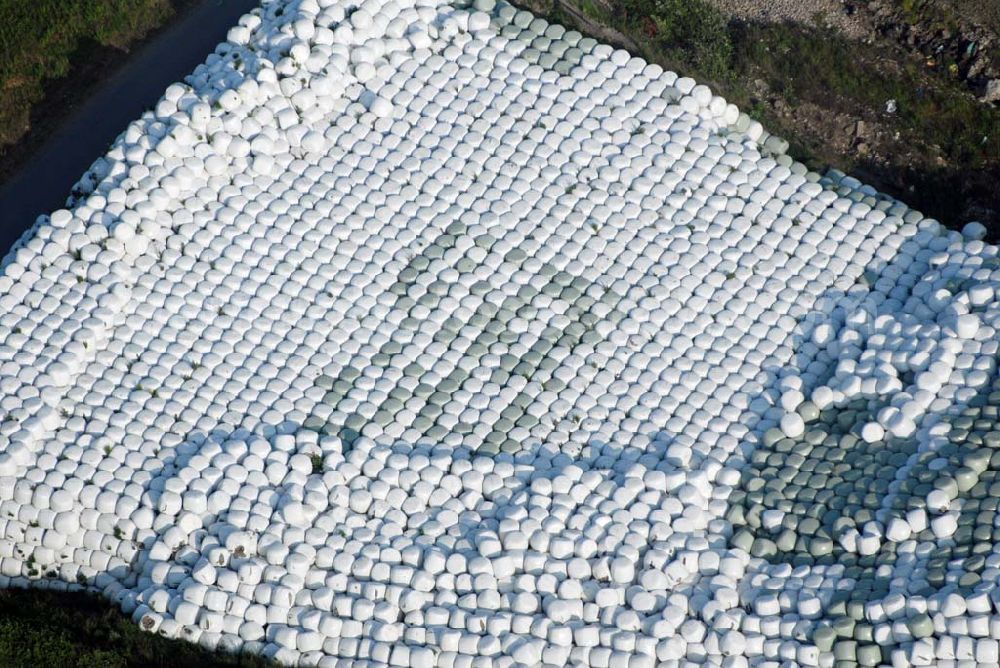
0, 586, 276, 668
0, 0, 177, 148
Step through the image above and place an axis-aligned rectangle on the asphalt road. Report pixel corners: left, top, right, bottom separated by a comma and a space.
0, 0, 259, 260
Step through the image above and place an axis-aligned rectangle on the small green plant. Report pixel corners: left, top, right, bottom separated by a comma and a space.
620, 0, 733, 82
580, 0, 609, 22
310, 454, 323, 474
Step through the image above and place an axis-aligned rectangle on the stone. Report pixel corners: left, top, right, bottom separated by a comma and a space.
984, 79, 1000, 104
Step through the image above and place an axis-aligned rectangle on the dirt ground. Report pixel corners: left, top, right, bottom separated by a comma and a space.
705, 0, 1000, 97
707, 0, 871, 38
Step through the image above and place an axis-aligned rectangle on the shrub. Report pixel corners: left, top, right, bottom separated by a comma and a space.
616, 0, 733, 82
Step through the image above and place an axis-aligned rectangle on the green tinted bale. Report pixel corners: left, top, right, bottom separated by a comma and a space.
954, 467, 979, 492
726, 505, 746, 525
906, 613, 934, 639
959, 572, 981, 588
797, 401, 820, 422
731, 529, 754, 552
813, 626, 836, 652
810, 538, 834, 557
763, 428, 785, 447
857, 644, 882, 666
751, 538, 778, 559
833, 640, 857, 661
500, 439, 521, 453
832, 616, 855, 637
776, 530, 797, 552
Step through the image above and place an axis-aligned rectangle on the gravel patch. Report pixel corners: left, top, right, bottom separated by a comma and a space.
707, 0, 870, 39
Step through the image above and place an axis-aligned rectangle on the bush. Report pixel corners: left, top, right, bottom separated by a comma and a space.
616, 0, 733, 82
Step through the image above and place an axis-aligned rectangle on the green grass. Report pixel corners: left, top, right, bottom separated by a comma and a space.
578, 0, 610, 23
0, 0, 174, 149
0, 587, 276, 668
898, 0, 959, 34
617, 0, 732, 82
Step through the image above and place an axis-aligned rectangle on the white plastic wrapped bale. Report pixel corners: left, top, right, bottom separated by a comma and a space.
0, 0, 999, 665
